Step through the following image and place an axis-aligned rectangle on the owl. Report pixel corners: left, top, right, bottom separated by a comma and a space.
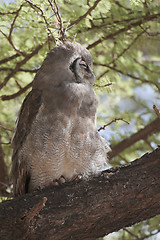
11, 42, 109, 196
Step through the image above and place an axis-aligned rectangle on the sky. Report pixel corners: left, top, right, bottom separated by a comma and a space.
0, 0, 15, 4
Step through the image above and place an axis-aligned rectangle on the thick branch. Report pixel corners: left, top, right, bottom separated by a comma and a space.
109, 118, 160, 159
0, 148, 160, 240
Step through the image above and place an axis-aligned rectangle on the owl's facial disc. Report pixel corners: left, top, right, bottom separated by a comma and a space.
69, 57, 81, 74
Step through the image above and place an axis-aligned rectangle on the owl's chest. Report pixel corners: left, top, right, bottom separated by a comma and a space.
23, 97, 101, 183
26, 107, 96, 179
30, 102, 97, 155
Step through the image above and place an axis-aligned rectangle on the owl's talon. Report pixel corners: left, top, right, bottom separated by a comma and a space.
71, 174, 82, 182
52, 180, 59, 186
53, 176, 66, 186
59, 176, 66, 184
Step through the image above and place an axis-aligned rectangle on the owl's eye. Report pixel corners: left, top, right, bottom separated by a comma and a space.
79, 60, 88, 69
69, 58, 89, 78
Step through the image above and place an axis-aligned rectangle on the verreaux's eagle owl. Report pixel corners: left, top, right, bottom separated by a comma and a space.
11, 42, 109, 196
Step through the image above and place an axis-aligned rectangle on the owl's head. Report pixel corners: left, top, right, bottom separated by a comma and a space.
33, 42, 96, 90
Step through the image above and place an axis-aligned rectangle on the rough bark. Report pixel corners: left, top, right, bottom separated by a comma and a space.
0, 148, 160, 240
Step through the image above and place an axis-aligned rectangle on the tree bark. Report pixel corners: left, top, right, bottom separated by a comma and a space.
0, 148, 160, 240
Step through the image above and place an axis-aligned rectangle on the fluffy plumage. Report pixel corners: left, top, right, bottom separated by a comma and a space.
11, 42, 109, 196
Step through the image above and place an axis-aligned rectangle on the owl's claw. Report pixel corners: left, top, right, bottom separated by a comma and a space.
52, 176, 66, 186
71, 174, 82, 182
52, 175, 82, 186
59, 176, 66, 184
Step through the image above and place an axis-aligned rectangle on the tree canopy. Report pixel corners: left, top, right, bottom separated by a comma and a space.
0, 0, 160, 239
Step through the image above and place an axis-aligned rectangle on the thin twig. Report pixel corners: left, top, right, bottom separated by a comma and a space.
0, 4, 26, 56
15, 79, 22, 90
25, 0, 56, 43
94, 82, 112, 88
134, 58, 160, 74
48, 0, 66, 42
123, 228, 140, 239
0, 122, 13, 132
97, 70, 110, 81
68, 0, 101, 29
98, 118, 129, 132
96, 63, 160, 92
114, 0, 131, 11
0, 29, 26, 56
109, 30, 145, 66
0, 10, 18, 15
8, 5, 23, 43
96, 31, 144, 80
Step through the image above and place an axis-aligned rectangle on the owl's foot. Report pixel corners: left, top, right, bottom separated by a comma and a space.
52, 176, 66, 186
70, 174, 82, 182
52, 174, 82, 186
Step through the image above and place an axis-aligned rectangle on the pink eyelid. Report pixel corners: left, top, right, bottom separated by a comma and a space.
79, 60, 87, 68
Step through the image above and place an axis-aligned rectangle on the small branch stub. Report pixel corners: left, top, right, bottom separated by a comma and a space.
22, 197, 47, 222
153, 105, 160, 119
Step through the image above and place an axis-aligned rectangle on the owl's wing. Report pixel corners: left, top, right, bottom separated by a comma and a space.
11, 88, 42, 196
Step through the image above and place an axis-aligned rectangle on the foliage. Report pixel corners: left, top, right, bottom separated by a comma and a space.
0, 0, 160, 239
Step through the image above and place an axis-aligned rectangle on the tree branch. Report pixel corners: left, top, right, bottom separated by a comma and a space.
0, 148, 160, 240
1, 81, 33, 101
0, 53, 20, 65
87, 13, 160, 49
68, 0, 101, 29
98, 118, 129, 132
8, 4, 25, 55
0, 67, 38, 73
0, 4, 26, 56
0, 43, 45, 90
48, 0, 66, 41
96, 63, 160, 91
109, 118, 160, 159
25, 0, 56, 43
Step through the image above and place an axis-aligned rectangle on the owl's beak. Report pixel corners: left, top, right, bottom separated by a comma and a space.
88, 66, 96, 84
